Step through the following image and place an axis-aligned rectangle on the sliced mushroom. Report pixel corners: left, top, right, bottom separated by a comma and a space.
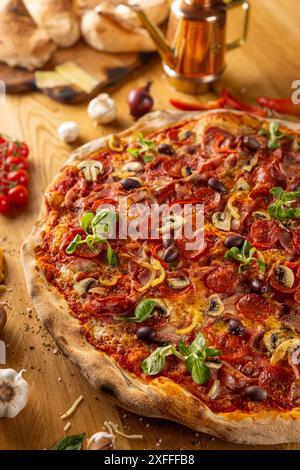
74, 277, 97, 296
242, 155, 258, 172
270, 338, 300, 365
207, 294, 225, 317
263, 329, 290, 352
167, 277, 190, 290
208, 379, 220, 400
77, 160, 104, 182
235, 178, 249, 191
212, 211, 232, 231
274, 265, 295, 289
253, 211, 270, 220
122, 161, 143, 173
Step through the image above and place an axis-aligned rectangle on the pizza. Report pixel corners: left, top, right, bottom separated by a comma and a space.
22, 110, 300, 445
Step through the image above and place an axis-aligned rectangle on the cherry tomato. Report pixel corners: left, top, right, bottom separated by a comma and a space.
17, 142, 29, 158
8, 185, 29, 206
0, 194, 10, 214
7, 169, 29, 187
0, 136, 7, 145
5, 156, 29, 171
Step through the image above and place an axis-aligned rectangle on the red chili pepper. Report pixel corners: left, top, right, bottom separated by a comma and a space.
221, 89, 265, 116
169, 97, 225, 111
257, 96, 300, 116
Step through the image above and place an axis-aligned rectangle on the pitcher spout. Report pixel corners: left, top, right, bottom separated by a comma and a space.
128, 2, 175, 69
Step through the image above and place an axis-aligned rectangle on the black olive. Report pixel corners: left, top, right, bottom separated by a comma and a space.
208, 177, 227, 194
162, 235, 174, 249
185, 145, 197, 155
243, 136, 260, 152
250, 278, 268, 294
244, 385, 267, 402
157, 143, 175, 156
120, 178, 141, 190
224, 235, 245, 249
163, 245, 179, 262
291, 183, 300, 191
136, 326, 157, 343
228, 318, 245, 336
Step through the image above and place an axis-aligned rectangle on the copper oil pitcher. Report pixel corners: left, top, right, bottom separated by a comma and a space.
129, 0, 250, 94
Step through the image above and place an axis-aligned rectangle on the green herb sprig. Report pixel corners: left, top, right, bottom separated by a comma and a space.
225, 240, 265, 272
51, 433, 85, 450
115, 299, 160, 323
127, 132, 154, 163
268, 187, 300, 221
66, 209, 119, 267
141, 333, 221, 385
259, 121, 287, 150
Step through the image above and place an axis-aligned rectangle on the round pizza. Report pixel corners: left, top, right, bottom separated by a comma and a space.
22, 110, 300, 445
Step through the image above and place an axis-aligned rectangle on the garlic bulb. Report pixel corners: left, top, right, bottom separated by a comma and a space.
57, 121, 79, 144
87, 432, 113, 450
0, 369, 29, 418
87, 94, 117, 125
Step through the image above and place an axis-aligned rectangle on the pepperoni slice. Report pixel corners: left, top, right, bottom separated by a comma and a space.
258, 366, 296, 404
236, 293, 276, 320
215, 333, 249, 361
205, 265, 239, 294
193, 187, 221, 211
249, 219, 281, 250
248, 186, 272, 210
252, 163, 287, 188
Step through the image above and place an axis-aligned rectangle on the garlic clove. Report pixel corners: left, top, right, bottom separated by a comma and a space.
87, 432, 113, 450
57, 121, 79, 144
0, 369, 29, 419
87, 93, 117, 125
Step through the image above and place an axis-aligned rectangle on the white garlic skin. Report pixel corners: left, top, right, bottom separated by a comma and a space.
87, 94, 117, 124
87, 432, 113, 450
57, 121, 79, 144
0, 369, 29, 419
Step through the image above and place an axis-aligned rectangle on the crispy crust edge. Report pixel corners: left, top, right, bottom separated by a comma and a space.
21, 109, 300, 445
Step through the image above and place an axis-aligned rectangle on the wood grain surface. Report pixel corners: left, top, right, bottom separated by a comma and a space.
0, 0, 299, 450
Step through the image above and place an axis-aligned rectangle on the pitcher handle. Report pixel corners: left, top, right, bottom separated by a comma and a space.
226, 0, 251, 51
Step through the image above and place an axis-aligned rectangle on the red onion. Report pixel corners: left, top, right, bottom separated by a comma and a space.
128, 81, 154, 118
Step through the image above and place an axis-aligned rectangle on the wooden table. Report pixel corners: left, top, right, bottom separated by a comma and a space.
0, 0, 299, 450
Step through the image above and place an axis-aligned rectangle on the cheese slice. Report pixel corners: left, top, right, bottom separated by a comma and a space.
35, 71, 72, 89
55, 61, 99, 93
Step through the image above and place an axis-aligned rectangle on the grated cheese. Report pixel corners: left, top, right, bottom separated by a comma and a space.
104, 420, 143, 449
60, 395, 84, 420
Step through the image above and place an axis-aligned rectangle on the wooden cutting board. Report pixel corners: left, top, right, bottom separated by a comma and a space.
0, 40, 150, 104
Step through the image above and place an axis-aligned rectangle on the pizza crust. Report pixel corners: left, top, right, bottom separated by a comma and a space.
21, 109, 300, 445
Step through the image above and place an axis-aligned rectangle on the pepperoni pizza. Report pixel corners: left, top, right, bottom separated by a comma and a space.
22, 110, 300, 444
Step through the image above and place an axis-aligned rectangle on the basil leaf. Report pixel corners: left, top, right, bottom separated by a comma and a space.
185, 354, 197, 373
270, 187, 284, 199
92, 209, 117, 239
189, 333, 206, 354
66, 234, 81, 254
51, 433, 85, 450
178, 341, 190, 356
107, 245, 119, 267
141, 345, 174, 376
191, 360, 210, 385
205, 348, 221, 357
143, 154, 153, 163
134, 299, 156, 322
80, 212, 94, 233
